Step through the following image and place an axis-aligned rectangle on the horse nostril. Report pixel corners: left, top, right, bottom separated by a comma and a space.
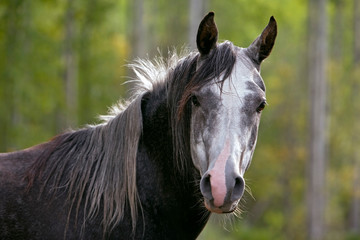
200, 173, 213, 200
231, 176, 245, 202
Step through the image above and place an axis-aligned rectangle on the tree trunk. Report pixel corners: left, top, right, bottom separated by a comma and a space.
125, 0, 146, 90
131, 0, 146, 59
354, 0, 360, 64
307, 0, 328, 239
63, 0, 77, 128
77, 0, 95, 124
349, 0, 360, 234
188, 0, 206, 51
331, 0, 343, 61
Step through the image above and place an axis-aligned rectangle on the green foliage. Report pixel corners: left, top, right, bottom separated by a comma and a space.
0, 0, 128, 150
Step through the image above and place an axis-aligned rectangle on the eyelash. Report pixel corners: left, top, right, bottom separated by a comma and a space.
191, 95, 200, 107
256, 101, 267, 113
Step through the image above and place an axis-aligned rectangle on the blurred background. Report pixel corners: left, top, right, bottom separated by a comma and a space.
0, 0, 359, 239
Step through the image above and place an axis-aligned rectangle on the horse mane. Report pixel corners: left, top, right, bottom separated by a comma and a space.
25, 89, 150, 237
25, 94, 145, 236
24, 41, 237, 237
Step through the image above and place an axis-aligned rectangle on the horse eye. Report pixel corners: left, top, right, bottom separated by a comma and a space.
191, 95, 200, 107
256, 101, 266, 113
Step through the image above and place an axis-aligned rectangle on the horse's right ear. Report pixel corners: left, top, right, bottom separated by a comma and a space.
247, 16, 277, 65
196, 12, 218, 56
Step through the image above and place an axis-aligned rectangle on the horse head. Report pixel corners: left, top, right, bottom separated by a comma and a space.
189, 12, 277, 213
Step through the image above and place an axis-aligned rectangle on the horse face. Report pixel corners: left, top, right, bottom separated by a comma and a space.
191, 13, 276, 213
190, 48, 266, 213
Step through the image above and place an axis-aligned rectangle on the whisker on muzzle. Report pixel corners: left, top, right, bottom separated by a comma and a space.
244, 179, 255, 201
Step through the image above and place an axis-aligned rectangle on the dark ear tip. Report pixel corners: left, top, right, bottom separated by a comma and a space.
269, 16, 277, 29
204, 12, 215, 21
267, 16, 277, 37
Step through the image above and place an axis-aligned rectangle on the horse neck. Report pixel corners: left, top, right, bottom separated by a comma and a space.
141, 86, 197, 181
140, 88, 210, 233
141, 89, 173, 161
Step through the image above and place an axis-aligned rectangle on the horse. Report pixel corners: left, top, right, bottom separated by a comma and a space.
0, 12, 277, 239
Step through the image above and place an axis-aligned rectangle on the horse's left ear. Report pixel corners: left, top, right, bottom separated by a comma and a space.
196, 12, 218, 56
247, 16, 277, 64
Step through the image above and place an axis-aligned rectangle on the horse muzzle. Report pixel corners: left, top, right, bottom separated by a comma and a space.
200, 171, 245, 213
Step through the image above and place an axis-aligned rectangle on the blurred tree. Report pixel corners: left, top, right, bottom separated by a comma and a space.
63, 0, 77, 128
0, 0, 30, 151
131, 0, 145, 59
0, 0, 18, 151
78, 0, 98, 124
76, 0, 124, 125
349, 0, 360, 235
307, 0, 328, 240
188, 0, 207, 51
